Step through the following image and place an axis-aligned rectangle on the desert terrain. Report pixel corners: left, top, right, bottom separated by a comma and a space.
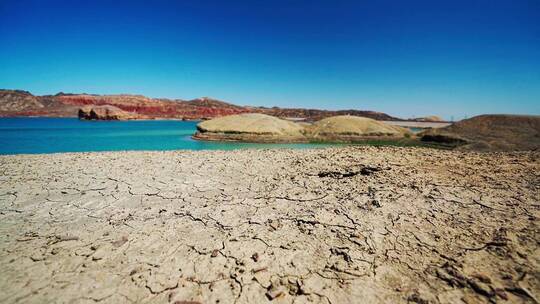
0, 89, 401, 121
0, 146, 538, 303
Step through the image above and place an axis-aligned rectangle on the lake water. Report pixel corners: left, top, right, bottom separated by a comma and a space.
0, 117, 339, 155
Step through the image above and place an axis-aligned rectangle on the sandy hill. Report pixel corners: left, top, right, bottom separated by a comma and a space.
194, 114, 412, 143
421, 114, 540, 151
194, 113, 307, 142
306, 115, 411, 139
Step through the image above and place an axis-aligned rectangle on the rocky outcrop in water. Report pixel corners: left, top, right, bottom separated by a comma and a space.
78, 105, 142, 120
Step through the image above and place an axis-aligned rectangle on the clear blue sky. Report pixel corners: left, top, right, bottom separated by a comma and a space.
1, 0, 539, 119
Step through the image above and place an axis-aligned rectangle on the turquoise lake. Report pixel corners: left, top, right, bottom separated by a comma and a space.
0, 117, 340, 155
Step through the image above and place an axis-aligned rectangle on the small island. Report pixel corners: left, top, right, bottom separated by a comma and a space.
194, 113, 413, 144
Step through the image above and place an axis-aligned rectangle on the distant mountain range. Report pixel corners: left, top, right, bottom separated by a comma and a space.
0, 89, 410, 121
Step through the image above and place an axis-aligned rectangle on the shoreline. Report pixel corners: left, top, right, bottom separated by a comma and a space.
0, 140, 452, 157
0, 145, 340, 157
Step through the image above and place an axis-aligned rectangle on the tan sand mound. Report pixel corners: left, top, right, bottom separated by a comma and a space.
421, 114, 540, 151
306, 115, 411, 140
194, 113, 307, 142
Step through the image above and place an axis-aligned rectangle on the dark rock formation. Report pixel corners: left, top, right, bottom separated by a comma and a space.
420, 133, 468, 145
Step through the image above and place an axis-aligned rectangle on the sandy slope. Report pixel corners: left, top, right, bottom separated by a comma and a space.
0, 147, 538, 303
421, 115, 540, 151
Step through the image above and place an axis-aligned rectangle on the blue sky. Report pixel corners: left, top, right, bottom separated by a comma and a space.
1, 0, 539, 119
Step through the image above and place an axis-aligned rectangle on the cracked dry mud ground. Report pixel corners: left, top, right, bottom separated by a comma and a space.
0, 146, 538, 304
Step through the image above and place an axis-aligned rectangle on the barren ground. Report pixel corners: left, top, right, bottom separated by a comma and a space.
0, 147, 538, 303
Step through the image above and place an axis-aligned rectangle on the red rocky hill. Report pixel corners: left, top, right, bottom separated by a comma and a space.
0, 89, 400, 121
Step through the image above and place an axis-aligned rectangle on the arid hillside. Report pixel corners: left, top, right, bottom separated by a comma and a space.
421, 114, 540, 151
0, 89, 399, 121
0, 90, 248, 120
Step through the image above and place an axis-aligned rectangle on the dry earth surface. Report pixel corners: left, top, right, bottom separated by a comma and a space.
0, 147, 538, 304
